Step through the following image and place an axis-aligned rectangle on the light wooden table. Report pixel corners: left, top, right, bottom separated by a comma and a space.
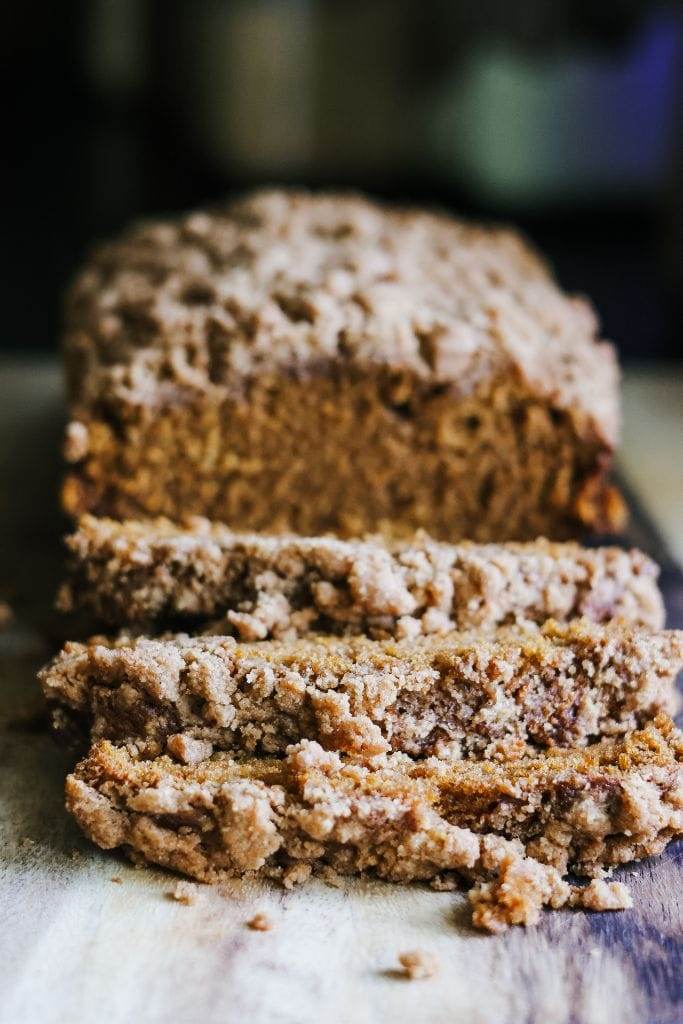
0, 359, 681, 1024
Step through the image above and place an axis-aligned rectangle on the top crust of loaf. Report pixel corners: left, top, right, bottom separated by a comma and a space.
65, 190, 619, 447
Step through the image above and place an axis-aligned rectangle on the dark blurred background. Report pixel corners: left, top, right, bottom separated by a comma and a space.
3, 0, 682, 360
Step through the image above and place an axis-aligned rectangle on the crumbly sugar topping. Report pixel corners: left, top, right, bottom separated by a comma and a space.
40, 618, 682, 760
65, 190, 619, 445
65, 720, 682, 933
59, 515, 665, 633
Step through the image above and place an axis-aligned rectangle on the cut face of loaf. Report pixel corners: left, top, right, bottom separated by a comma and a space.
61, 190, 622, 541
40, 620, 683, 760
58, 516, 664, 636
66, 718, 683, 932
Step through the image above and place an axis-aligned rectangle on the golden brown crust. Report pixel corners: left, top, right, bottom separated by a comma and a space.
66, 718, 683, 932
59, 516, 665, 633
40, 620, 682, 760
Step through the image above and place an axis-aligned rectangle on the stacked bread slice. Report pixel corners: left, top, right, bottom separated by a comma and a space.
47, 191, 681, 932
40, 517, 683, 932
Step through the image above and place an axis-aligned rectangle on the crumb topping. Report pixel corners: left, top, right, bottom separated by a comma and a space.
64, 190, 618, 446
65, 719, 682, 933
40, 620, 682, 759
59, 516, 665, 633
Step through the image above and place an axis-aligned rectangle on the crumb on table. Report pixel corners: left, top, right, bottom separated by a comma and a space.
169, 881, 197, 905
571, 879, 633, 912
398, 950, 439, 980
247, 912, 274, 932
111, 876, 122, 885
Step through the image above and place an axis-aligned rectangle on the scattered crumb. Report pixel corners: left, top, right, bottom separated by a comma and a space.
111, 876, 123, 884
166, 733, 214, 765
71, 849, 82, 861
0, 601, 13, 629
398, 950, 439, 980
247, 912, 274, 932
571, 879, 633, 912
168, 881, 198, 905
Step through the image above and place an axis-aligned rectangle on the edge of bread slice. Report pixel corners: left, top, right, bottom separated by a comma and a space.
40, 618, 682, 759
66, 715, 683, 933
58, 516, 664, 637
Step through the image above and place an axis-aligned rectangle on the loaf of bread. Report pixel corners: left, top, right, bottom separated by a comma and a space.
62, 190, 623, 541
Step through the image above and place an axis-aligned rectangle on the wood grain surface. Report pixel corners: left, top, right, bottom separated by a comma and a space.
0, 359, 681, 1024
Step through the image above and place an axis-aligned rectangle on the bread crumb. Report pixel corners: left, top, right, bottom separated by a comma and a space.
398, 950, 439, 980
20, 836, 36, 848
169, 881, 197, 905
571, 879, 633, 912
111, 876, 123, 884
167, 733, 214, 765
247, 912, 273, 931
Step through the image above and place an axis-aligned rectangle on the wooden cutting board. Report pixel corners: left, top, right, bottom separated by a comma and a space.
0, 360, 680, 1024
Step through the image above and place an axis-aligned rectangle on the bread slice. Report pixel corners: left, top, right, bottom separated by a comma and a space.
66, 717, 683, 932
61, 190, 623, 542
40, 619, 682, 760
58, 516, 665, 636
